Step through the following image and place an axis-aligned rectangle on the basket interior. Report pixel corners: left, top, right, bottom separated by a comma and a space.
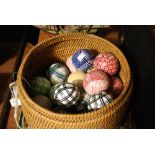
20, 33, 131, 110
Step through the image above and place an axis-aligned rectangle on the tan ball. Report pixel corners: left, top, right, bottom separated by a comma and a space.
67, 71, 86, 89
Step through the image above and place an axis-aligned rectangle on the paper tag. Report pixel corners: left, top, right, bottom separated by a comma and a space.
9, 81, 21, 107
9, 98, 21, 107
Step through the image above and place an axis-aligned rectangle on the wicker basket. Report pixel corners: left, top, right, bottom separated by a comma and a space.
17, 33, 132, 128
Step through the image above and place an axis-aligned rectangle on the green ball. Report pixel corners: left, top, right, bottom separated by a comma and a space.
32, 95, 53, 110
49, 84, 60, 103
30, 76, 51, 96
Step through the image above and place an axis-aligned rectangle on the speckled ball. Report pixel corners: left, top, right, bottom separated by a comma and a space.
93, 52, 119, 75
54, 82, 80, 108
52, 106, 69, 114
73, 102, 88, 113
87, 91, 113, 111
46, 63, 69, 84
66, 56, 77, 72
83, 70, 110, 95
72, 49, 94, 72
109, 76, 124, 97
32, 95, 53, 110
67, 70, 86, 89
30, 76, 51, 96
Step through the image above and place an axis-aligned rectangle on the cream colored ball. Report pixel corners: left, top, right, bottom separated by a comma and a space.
67, 71, 86, 88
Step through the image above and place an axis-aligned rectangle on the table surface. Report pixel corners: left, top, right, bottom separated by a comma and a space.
0, 29, 133, 129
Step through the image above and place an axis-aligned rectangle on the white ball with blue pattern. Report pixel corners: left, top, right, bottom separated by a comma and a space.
46, 63, 69, 84
72, 49, 94, 72
54, 82, 80, 108
87, 91, 113, 111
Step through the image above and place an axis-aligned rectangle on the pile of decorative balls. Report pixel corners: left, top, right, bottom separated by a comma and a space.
29, 49, 124, 114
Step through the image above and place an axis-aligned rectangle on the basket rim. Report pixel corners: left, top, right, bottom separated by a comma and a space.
17, 32, 131, 119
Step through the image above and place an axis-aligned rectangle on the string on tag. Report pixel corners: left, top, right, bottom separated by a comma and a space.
13, 72, 30, 88
13, 72, 18, 82
21, 77, 30, 88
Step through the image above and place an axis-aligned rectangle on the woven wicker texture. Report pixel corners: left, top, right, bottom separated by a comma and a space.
17, 33, 132, 128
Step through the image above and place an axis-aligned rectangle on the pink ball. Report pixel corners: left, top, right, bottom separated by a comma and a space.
83, 70, 110, 95
93, 52, 119, 75
66, 56, 77, 72
109, 76, 124, 97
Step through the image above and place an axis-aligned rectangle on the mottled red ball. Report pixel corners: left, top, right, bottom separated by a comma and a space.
83, 70, 110, 95
109, 76, 124, 97
93, 52, 119, 75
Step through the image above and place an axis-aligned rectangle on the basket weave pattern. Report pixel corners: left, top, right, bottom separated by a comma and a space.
17, 33, 132, 128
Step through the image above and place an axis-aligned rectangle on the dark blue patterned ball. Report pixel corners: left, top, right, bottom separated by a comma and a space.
72, 49, 94, 72
54, 82, 81, 108
87, 91, 113, 111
